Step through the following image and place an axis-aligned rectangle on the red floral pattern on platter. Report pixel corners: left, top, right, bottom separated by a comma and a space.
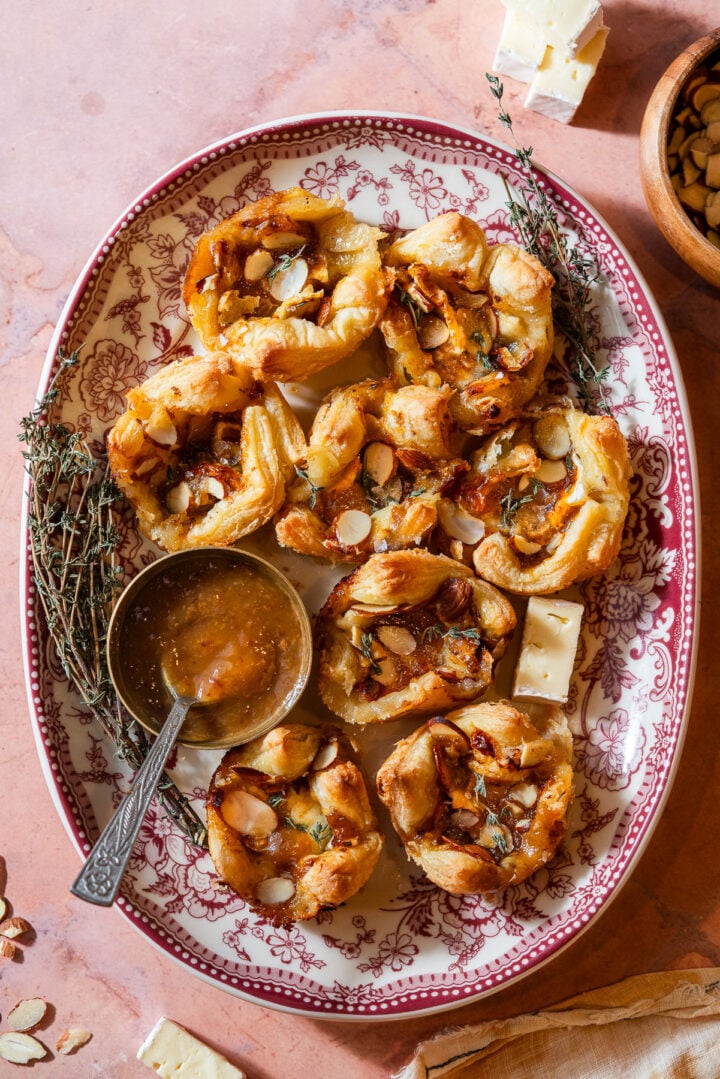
21, 113, 697, 1019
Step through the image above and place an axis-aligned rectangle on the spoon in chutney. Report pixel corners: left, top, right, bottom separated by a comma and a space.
70, 546, 312, 907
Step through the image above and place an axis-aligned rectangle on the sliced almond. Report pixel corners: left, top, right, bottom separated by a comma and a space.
268, 258, 309, 302
702, 98, 720, 125
335, 509, 372, 547
134, 457, 157, 477
0, 938, 17, 959
706, 191, 720, 229
449, 809, 480, 829
363, 441, 395, 486
679, 179, 713, 212
533, 414, 571, 460
312, 741, 339, 771
682, 157, 702, 186
509, 782, 538, 808
689, 135, 714, 169
145, 411, 177, 447
165, 480, 191, 514
0, 1032, 46, 1065
453, 287, 489, 309
692, 81, 720, 111
0, 896, 7, 921
244, 248, 274, 281
706, 152, 720, 188
256, 876, 296, 905
7, 999, 47, 1033
513, 535, 543, 556
535, 459, 567, 484
417, 315, 450, 349
201, 476, 225, 501
262, 231, 307, 250
377, 624, 417, 655
438, 499, 486, 546
220, 790, 278, 837
56, 1026, 92, 1055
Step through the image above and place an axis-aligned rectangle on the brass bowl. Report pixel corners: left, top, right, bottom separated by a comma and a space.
106, 547, 313, 749
640, 27, 720, 288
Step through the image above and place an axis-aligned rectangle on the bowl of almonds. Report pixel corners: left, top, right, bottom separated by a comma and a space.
640, 27, 720, 287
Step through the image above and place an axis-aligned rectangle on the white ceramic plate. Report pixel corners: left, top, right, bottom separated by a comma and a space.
21, 111, 698, 1019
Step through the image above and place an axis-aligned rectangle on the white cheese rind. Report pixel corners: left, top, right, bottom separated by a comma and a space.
512, 596, 584, 704
137, 1018, 246, 1079
493, 10, 549, 82
524, 26, 610, 124
501, 0, 604, 56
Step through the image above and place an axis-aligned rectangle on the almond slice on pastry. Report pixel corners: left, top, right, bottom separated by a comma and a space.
182, 187, 390, 382
107, 351, 305, 551
315, 550, 516, 724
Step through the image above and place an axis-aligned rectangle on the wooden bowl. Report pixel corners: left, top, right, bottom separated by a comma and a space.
640, 27, 720, 288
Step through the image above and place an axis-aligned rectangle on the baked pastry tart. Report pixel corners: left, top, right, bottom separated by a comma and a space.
379, 212, 554, 434
376, 700, 574, 895
436, 404, 631, 594
182, 187, 390, 381
316, 550, 516, 725
275, 376, 465, 562
206, 724, 383, 923
107, 351, 305, 551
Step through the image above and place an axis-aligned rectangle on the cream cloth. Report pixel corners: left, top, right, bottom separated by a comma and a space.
395, 969, 720, 1078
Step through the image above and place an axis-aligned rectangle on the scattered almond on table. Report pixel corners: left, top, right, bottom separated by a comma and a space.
0, 858, 92, 1064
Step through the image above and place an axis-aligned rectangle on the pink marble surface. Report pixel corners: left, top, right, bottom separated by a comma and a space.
2, 2, 719, 1076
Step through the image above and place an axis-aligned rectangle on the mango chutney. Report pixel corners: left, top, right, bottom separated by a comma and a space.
110, 549, 311, 747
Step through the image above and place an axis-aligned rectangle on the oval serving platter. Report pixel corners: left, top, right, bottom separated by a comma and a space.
20, 111, 698, 1020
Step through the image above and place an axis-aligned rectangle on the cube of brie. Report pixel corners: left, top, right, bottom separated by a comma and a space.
501, 0, 604, 57
493, 10, 549, 82
524, 26, 609, 124
137, 1018, 246, 1079
512, 596, 584, 705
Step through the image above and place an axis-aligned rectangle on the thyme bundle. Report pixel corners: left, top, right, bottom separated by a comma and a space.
486, 74, 610, 413
20, 349, 207, 848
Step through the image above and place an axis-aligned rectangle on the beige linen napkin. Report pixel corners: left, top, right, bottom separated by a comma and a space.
395, 969, 720, 1079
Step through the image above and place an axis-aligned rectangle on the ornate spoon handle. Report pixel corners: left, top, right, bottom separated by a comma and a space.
70, 695, 196, 906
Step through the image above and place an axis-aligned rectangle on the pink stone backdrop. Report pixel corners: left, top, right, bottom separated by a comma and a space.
2, 2, 719, 1076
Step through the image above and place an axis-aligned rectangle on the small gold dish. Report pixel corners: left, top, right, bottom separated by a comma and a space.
106, 547, 312, 749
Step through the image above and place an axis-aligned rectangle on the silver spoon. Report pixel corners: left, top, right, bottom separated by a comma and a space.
70, 690, 198, 906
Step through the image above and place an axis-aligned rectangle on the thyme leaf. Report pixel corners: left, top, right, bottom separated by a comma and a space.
266, 244, 306, 281
294, 465, 320, 510
500, 488, 534, 530
360, 632, 382, 675
310, 819, 333, 848
398, 289, 423, 331
473, 773, 487, 798
485, 73, 610, 413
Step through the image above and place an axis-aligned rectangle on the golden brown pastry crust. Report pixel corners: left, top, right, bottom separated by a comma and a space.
376, 700, 574, 895
182, 187, 390, 381
315, 550, 516, 725
107, 351, 305, 551
379, 212, 554, 434
447, 404, 632, 594
206, 724, 383, 923
275, 376, 466, 562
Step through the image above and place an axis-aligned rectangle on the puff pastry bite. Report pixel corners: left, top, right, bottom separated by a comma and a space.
376, 700, 574, 895
107, 351, 305, 551
316, 550, 516, 725
435, 404, 631, 594
379, 212, 554, 434
276, 376, 466, 562
206, 724, 383, 923
182, 187, 390, 381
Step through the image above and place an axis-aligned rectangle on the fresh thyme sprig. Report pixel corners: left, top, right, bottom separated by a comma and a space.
19, 349, 207, 848
486, 73, 610, 413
